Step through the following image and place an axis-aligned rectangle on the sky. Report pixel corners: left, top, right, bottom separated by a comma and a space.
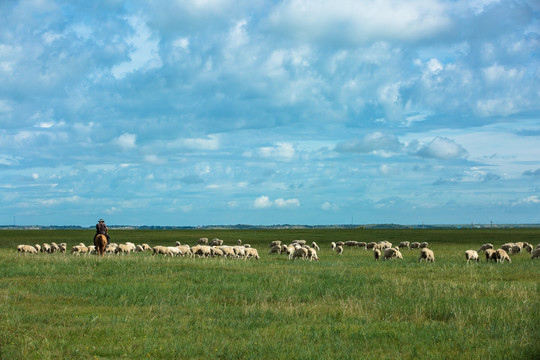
1, 0, 539, 226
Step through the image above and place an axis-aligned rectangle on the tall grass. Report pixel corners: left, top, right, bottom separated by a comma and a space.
0, 229, 539, 359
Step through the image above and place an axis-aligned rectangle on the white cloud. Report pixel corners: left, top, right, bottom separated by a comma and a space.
259, 142, 296, 160
171, 135, 220, 150
114, 133, 137, 149
254, 195, 300, 209
254, 195, 272, 208
322, 201, 339, 211
335, 132, 402, 153
414, 137, 468, 160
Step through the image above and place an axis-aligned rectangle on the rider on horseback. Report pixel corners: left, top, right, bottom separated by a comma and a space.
94, 219, 110, 246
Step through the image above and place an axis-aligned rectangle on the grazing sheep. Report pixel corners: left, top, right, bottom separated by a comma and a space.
330, 242, 336, 250
71, 245, 89, 255
243, 244, 251, 248
335, 241, 345, 247
245, 248, 260, 260
366, 242, 377, 250
307, 248, 319, 261
509, 245, 521, 255
50, 242, 60, 253
105, 243, 118, 254
336, 245, 344, 255
356, 242, 367, 249
477, 243, 494, 252
141, 244, 152, 251
292, 247, 309, 260
373, 243, 386, 251
465, 250, 479, 264
523, 244, 533, 254
496, 249, 511, 263
500, 243, 514, 253
398, 241, 410, 250
383, 248, 403, 260
212, 247, 224, 257
410, 242, 420, 249
419, 248, 435, 262
221, 247, 236, 258
115, 244, 133, 255
311, 242, 320, 251
269, 240, 282, 248
345, 241, 357, 247
194, 245, 213, 257
284, 245, 295, 260
485, 249, 497, 263
269, 245, 282, 255
34, 244, 41, 252
531, 248, 540, 260
374, 248, 381, 261
237, 239, 242, 245
209, 238, 223, 246
197, 237, 209, 245
378, 241, 392, 249
135, 245, 144, 252
17, 245, 38, 254
232, 246, 246, 258
42, 243, 51, 253
59, 243, 67, 253
152, 246, 173, 256
419, 242, 429, 249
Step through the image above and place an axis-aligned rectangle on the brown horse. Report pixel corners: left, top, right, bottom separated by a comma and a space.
94, 234, 107, 256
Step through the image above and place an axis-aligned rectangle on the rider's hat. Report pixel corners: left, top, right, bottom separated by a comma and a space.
99, 219, 105, 222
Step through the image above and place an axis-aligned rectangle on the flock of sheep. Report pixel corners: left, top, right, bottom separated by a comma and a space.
16, 237, 262, 260
15, 238, 540, 263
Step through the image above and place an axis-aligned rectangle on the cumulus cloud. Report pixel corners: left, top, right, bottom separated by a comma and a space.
413, 137, 468, 160
254, 195, 300, 209
114, 133, 137, 150
169, 135, 220, 150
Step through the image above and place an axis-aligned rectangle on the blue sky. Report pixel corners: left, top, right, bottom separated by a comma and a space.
1, 0, 539, 226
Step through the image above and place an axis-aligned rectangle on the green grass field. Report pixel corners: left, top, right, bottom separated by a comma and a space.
1, 228, 539, 359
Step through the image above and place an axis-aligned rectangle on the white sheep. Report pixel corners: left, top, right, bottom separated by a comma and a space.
197, 237, 209, 245
356, 242, 367, 249
221, 246, 236, 258
383, 248, 403, 260
500, 243, 514, 253
17, 245, 37, 254
311, 242, 320, 251
245, 248, 260, 260
523, 244, 533, 254
34, 244, 41, 252
374, 248, 381, 261
269, 245, 282, 255
336, 245, 344, 255
366, 242, 377, 250
477, 243, 494, 252
292, 247, 308, 260
398, 241, 410, 250
307, 248, 319, 261
209, 238, 223, 246
152, 246, 173, 256
292, 240, 307, 246
71, 245, 89, 255
330, 242, 336, 250
237, 239, 242, 245
59, 243, 67, 253
345, 241, 357, 247
212, 247, 224, 257
269, 240, 282, 248
42, 243, 51, 253
531, 248, 540, 260
485, 249, 497, 262
496, 249, 511, 263
409, 242, 420, 249
115, 244, 132, 255
465, 250, 479, 264
419, 248, 435, 262
50, 242, 60, 253
141, 244, 152, 251
419, 242, 429, 249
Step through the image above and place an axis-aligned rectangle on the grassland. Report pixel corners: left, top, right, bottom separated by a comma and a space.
0, 228, 539, 359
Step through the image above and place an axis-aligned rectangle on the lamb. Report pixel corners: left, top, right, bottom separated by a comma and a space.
17, 245, 38, 254
245, 248, 260, 260
374, 248, 381, 261
477, 243, 494, 252
336, 245, 344, 255
485, 249, 497, 262
419, 248, 435, 262
269, 245, 282, 255
311, 242, 320, 251
419, 242, 429, 249
383, 248, 403, 260
398, 241, 410, 250
465, 250, 479, 264
531, 248, 540, 260
409, 242, 420, 249
495, 249, 511, 263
